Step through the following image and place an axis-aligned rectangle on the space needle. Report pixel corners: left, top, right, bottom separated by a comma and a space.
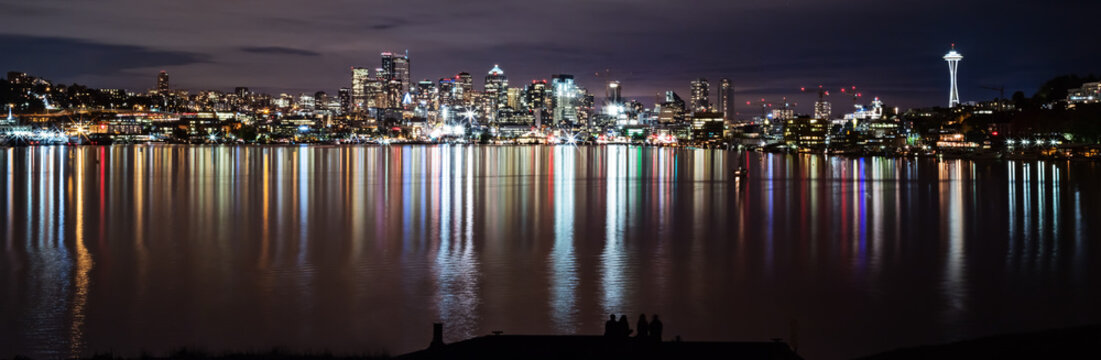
944, 44, 963, 107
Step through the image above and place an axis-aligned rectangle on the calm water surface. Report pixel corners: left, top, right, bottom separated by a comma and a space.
1, 145, 1099, 359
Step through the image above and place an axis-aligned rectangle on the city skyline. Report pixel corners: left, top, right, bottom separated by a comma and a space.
1, 0, 1098, 113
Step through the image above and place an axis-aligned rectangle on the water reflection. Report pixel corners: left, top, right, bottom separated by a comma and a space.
0, 146, 1098, 360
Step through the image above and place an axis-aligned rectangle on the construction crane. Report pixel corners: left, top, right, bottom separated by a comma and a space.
979, 85, 1005, 100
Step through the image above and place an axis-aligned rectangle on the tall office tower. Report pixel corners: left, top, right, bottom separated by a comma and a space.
415, 80, 435, 108
351, 67, 371, 110
338, 88, 350, 113
719, 78, 734, 121
606, 81, 622, 104
814, 88, 832, 120
943, 44, 963, 107
526, 80, 548, 110
365, 78, 386, 108
314, 91, 328, 110
157, 71, 169, 92
437, 77, 455, 106
484, 64, 509, 109
551, 74, 579, 125
604, 81, 623, 116
457, 72, 474, 103
381, 51, 411, 91
690, 78, 710, 111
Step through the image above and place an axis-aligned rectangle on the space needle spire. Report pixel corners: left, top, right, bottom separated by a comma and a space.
944, 44, 963, 107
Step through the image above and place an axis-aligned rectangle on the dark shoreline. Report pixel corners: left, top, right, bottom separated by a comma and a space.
8, 324, 1098, 360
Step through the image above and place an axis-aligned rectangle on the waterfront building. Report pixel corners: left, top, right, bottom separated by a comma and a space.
691, 111, 725, 140
783, 116, 828, 148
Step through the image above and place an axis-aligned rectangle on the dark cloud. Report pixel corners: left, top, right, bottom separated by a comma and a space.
0, 34, 208, 80
241, 46, 321, 57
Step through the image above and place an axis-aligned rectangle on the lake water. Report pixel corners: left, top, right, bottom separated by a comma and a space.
1, 145, 1098, 359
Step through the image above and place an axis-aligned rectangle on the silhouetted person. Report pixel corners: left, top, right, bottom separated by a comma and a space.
649, 315, 663, 341
617, 315, 632, 337
636, 314, 649, 338
604, 314, 617, 336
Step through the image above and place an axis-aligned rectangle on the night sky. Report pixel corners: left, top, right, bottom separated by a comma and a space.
1, 0, 1097, 114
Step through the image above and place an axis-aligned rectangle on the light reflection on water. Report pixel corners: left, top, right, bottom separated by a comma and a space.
1, 145, 1099, 360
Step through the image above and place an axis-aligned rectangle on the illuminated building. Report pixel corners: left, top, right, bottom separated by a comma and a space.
944, 44, 963, 107
770, 109, 794, 121
719, 78, 733, 121
415, 80, 435, 109
551, 74, 580, 125
843, 97, 885, 122
299, 93, 315, 109
606, 81, 622, 104
381, 51, 411, 91
814, 88, 832, 120
338, 88, 350, 112
351, 67, 370, 110
437, 77, 455, 107
157, 71, 169, 92
657, 91, 686, 124
783, 116, 828, 147
457, 72, 473, 103
690, 78, 710, 111
526, 80, 548, 110
484, 64, 509, 110
1068, 82, 1101, 105
691, 111, 725, 140
507, 88, 522, 109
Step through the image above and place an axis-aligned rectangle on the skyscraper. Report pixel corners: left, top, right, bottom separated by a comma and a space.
719, 78, 733, 121
526, 80, 548, 110
944, 44, 963, 108
606, 81, 622, 104
338, 88, 350, 113
351, 67, 370, 110
551, 74, 579, 125
381, 51, 411, 92
814, 88, 832, 120
157, 71, 169, 92
457, 72, 473, 103
484, 64, 509, 110
690, 78, 710, 111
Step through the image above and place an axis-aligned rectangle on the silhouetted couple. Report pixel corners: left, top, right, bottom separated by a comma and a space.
604, 314, 662, 340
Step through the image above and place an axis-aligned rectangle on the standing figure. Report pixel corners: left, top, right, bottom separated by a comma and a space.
604, 314, 617, 336
617, 315, 632, 337
636, 314, 649, 338
649, 315, 663, 341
